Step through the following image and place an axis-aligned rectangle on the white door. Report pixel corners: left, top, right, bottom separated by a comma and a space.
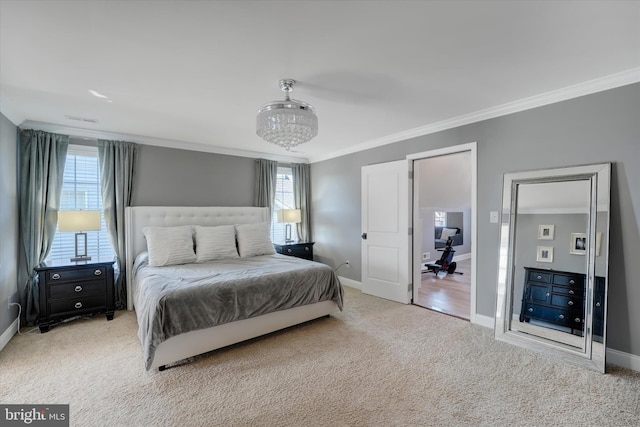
361, 160, 411, 304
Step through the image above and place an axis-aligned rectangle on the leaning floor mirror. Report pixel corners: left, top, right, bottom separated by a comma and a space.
494, 163, 610, 372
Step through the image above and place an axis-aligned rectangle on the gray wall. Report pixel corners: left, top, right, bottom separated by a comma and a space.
311, 83, 640, 356
132, 144, 256, 207
0, 113, 19, 337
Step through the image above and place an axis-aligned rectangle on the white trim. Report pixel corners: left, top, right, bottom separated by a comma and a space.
452, 253, 472, 262
309, 67, 640, 163
606, 348, 640, 372
19, 120, 308, 164
472, 314, 495, 329
338, 276, 361, 290
408, 142, 478, 324
0, 318, 19, 352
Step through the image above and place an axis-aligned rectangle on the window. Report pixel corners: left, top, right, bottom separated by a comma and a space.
271, 166, 299, 243
47, 145, 115, 263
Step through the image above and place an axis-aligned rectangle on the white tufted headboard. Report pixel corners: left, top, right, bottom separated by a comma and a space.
124, 206, 270, 310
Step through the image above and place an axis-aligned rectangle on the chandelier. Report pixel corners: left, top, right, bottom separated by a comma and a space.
256, 79, 318, 150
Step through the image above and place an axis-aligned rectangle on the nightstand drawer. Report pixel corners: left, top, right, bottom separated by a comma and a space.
274, 241, 315, 261
48, 267, 107, 283
283, 245, 312, 257
49, 294, 106, 315
49, 280, 106, 300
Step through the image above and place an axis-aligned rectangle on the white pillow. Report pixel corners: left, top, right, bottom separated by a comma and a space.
440, 227, 458, 240
194, 225, 239, 262
235, 222, 276, 258
142, 225, 196, 267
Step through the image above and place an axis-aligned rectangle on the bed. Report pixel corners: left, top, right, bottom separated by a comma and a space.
125, 206, 343, 371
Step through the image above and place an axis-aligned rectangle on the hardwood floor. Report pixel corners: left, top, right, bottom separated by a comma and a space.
414, 258, 471, 320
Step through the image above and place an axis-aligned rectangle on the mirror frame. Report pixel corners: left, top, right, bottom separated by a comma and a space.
494, 163, 610, 372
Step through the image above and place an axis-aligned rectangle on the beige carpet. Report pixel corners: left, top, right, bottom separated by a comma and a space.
1, 286, 639, 427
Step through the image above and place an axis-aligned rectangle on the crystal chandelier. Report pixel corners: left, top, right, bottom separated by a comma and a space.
256, 79, 318, 150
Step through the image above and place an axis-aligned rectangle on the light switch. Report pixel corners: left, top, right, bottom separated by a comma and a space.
490, 211, 499, 223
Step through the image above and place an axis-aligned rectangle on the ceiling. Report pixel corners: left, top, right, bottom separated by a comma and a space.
1, 1, 639, 163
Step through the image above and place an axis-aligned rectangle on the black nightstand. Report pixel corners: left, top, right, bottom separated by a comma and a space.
35, 260, 115, 333
274, 241, 315, 261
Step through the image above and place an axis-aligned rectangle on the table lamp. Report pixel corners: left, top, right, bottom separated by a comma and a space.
277, 209, 301, 243
58, 210, 102, 262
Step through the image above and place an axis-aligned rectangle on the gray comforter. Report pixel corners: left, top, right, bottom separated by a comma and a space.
133, 253, 343, 370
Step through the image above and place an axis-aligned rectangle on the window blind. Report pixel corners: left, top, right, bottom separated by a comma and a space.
47, 145, 115, 263
271, 166, 299, 243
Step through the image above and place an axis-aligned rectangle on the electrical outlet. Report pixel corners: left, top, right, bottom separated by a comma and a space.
345, 260, 350, 267
423, 252, 430, 260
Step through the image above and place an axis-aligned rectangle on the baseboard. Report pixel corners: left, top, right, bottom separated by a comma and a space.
453, 253, 472, 262
606, 348, 640, 372
0, 318, 19, 352
338, 276, 361, 290
472, 313, 495, 329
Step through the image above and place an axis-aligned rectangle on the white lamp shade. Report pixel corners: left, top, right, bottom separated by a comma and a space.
58, 210, 102, 232
277, 209, 302, 224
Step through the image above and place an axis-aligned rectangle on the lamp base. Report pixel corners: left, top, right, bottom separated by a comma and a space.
72, 232, 91, 263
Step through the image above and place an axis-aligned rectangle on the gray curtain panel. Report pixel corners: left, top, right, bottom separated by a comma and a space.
18, 130, 68, 324
97, 140, 138, 310
292, 163, 312, 241
254, 159, 278, 214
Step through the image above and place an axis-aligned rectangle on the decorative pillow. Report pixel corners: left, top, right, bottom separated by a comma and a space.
440, 227, 458, 240
142, 225, 196, 267
235, 222, 276, 258
194, 225, 239, 262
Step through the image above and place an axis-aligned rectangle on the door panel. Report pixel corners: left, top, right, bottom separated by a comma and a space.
361, 160, 410, 303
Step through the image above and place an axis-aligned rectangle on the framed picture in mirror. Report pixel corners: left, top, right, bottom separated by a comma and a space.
570, 232, 587, 255
538, 224, 555, 240
536, 246, 553, 262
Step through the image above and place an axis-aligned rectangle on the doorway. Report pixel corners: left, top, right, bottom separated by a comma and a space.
409, 144, 476, 320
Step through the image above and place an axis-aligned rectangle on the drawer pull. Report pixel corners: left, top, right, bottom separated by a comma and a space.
287, 249, 292, 253
305, 247, 309, 251
568, 301, 574, 306
94, 269, 102, 276
74, 302, 83, 309
528, 308, 534, 313
569, 290, 575, 295
546, 293, 550, 297
52, 273, 61, 280
569, 279, 575, 285
559, 314, 565, 320
595, 302, 601, 307
536, 275, 542, 280
575, 317, 581, 323
74, 286, 83, 293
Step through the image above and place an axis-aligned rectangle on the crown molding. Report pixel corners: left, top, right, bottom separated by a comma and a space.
308, 67, 640, 163
18, 120, 309, 164
0, 94, 25, 126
